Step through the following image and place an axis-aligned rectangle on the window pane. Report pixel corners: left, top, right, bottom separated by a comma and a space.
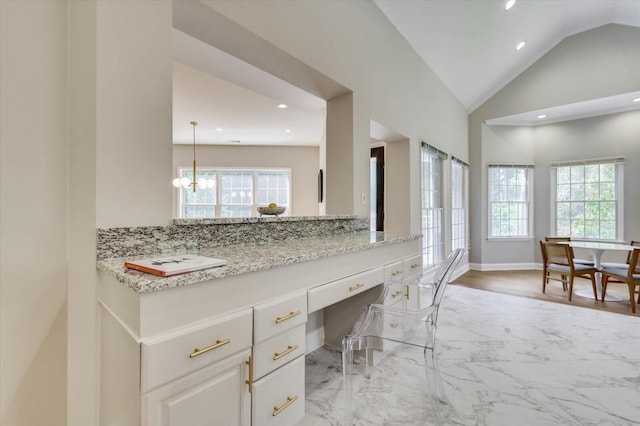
176, 167, 291, 219
489, 166, 531, 238
555, 163, 619, 240
422, 149, 444, 267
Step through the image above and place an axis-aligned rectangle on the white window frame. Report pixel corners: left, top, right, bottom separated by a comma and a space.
451, 157, 469, 251
550, 158, 624, 241
421, 142, 446, 269
488, 164, 534, 240
176, 167, 292, 218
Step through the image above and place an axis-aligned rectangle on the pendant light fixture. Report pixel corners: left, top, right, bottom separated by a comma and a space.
172, 121, 214, 192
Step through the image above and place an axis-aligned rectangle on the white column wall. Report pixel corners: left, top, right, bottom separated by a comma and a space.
95, 0, 173, 228
0, 2, 69, 425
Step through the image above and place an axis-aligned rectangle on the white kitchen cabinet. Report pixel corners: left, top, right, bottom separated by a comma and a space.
143, 349, 251, 426
98, 237, 421, 425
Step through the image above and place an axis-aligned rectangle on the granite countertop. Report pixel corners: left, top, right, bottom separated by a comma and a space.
97, 231, 420, 294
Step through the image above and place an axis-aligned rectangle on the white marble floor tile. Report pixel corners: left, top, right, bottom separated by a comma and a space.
299, 286, 640, 425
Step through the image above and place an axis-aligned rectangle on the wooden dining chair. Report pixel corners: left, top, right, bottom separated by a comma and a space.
601, 248, 640, 313
540, 241, 599, 301
544, 236, 594, 265
601, 240, 640, 269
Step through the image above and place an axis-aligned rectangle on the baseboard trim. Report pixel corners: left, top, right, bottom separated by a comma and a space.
470, 262, 542, 271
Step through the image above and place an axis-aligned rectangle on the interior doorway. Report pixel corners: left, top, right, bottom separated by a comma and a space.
370, 146, 385, 231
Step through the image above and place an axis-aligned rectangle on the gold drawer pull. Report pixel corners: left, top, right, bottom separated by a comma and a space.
391, 290, 403, 298
275, 311, 302, 324
391, 270, 402, 276
411, 263, 420, 269
245, 356, 253, 393
272, 395, 298, 417
348, 283, 364, 292
189, 338, 230, 359
273, 344, 299, 361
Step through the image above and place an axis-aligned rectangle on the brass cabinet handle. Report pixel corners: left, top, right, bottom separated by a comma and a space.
272, 395, 298, 417
348, 283, 364, 292
189, 338, 230, 359
273, 344, 299, 361
411, 263, 420, 269
275, 311, 302, 324
391, 270, 402, 276
391, 290, 403, 298
245, 356, 253, 393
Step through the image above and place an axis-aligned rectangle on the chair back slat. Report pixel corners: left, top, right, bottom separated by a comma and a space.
431, 248, 465, 308
629, 248, 640, 276
541, 241, 572, 267
626, 241, 640, 264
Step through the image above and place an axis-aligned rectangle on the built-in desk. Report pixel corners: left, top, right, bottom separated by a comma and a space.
97, 224, 421, 425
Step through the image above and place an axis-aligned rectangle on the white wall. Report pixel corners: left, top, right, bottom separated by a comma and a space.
197, 0, 469, 232
1, 2, 469, 425
385, 139, 412, 234
1, 1, 68, 425
172, 144, 320, 216
469, 24, 640, 267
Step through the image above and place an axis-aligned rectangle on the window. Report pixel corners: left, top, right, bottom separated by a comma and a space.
552, 158, 623, 240
421, 143, 446, 268
177, 168, 291, 218
451, 158, 469, 251
488, 165, 533, 238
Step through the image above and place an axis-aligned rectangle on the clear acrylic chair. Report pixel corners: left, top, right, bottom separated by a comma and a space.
342, 248, 464, 425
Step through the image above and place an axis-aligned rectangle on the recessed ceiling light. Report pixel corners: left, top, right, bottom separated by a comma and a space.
633, 97, 640, 103
537, 114, 547, 119
284, 129, 292, 133
505, 0, 516, 10
516, 41, 526, 51
215, 128, 223, 132
277, 104, 287, 109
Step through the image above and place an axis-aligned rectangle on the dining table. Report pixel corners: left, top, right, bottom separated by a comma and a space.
560, 240, 637, 301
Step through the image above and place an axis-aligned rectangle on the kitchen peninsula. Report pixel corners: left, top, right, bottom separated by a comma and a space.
97, 216, 421, 425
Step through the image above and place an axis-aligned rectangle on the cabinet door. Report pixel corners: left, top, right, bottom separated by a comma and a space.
143, 349, 250, 426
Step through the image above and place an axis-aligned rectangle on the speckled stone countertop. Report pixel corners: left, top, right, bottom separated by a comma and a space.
97, 231, 420, 294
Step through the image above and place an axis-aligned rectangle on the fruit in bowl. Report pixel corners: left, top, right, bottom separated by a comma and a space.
257, 204, 286, 216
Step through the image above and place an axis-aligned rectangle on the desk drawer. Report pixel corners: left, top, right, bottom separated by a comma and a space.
307, 267, 384, 312
252, 355, 305, 426
253, 325, 305, 380
384, 261, 404, 283
254, 292, 307, 344
403, 255, 422, 279
141, 308, 252, 392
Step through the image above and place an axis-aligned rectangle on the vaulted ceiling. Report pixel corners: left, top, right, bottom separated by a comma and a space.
173, 1, 640, 145
375, 0, 640, 112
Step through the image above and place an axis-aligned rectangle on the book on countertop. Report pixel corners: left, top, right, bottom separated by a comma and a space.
124, 254, 228, 277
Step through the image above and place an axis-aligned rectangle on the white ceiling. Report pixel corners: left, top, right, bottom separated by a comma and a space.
173, 1, 640, 145
375, 0, 640, 113
172, 29, 326, 146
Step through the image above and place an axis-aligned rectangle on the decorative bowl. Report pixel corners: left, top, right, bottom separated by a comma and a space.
257, 206, 286, 216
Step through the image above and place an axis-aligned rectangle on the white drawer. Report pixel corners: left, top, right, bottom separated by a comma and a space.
382, 281, 410, 306
252, 355, 305, 426
307, 267, 384, 313
141, 308, 252, 392
253, 324, 305, 380
403, 255, 423, 279
384, 260, 404, 283
253, 292, 307, 344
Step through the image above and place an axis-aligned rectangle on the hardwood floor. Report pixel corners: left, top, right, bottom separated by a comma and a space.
451, 269, 639, 317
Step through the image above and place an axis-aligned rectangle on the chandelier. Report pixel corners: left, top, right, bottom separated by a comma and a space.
172, 121, 214, 192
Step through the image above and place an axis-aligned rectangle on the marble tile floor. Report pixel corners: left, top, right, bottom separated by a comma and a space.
298, 285, 640, 425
